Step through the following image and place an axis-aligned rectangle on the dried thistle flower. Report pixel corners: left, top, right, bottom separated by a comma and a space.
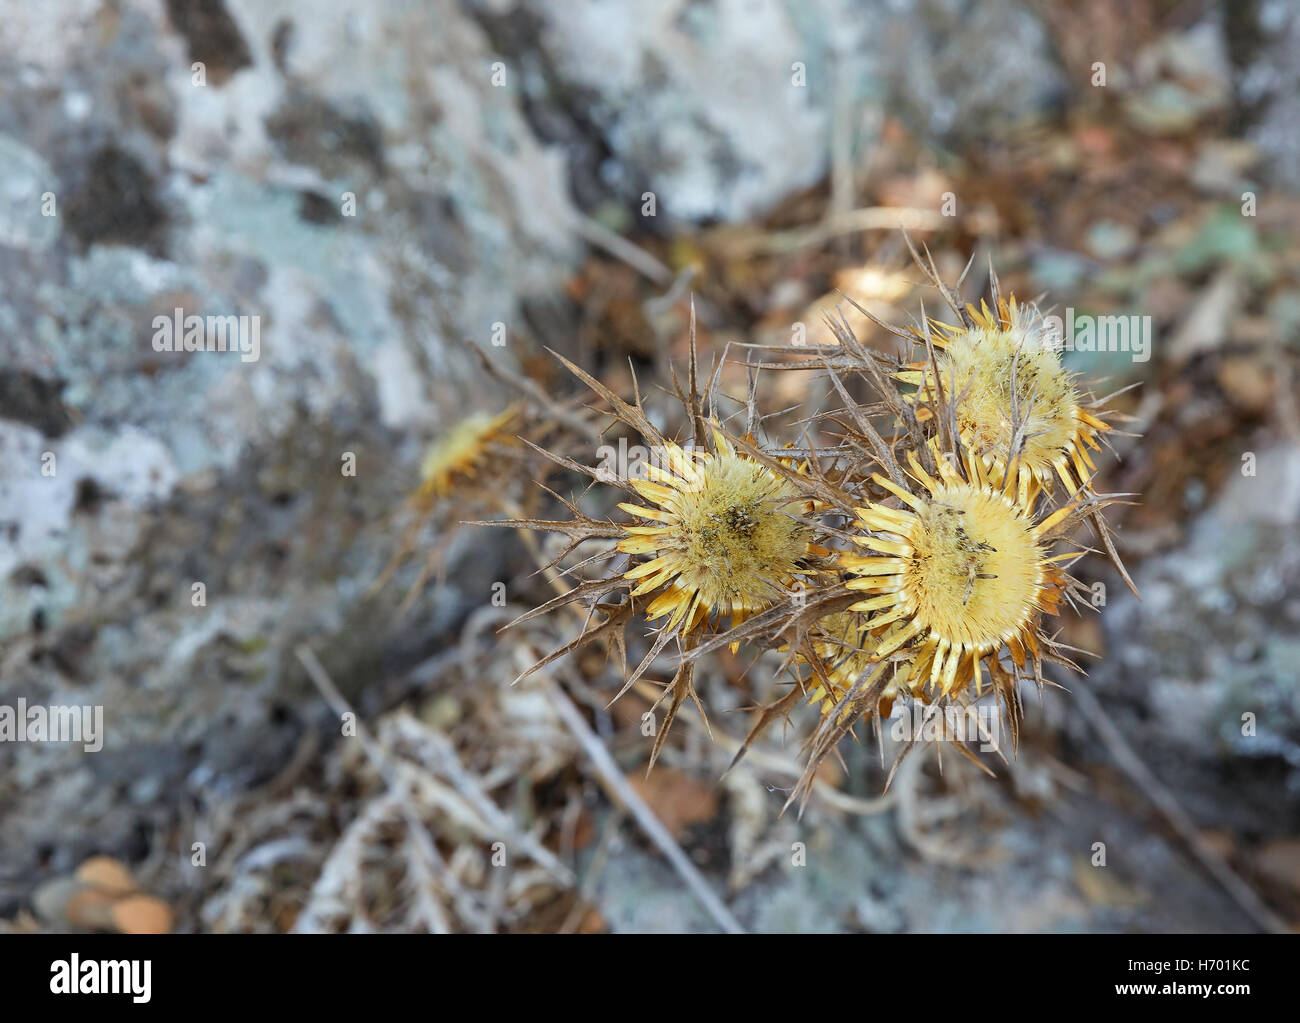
481, 247, 1140, 806
778, 441, 1113, 812
416, 406, 521, 505
371, 404, 533, 607
617, 428, 813, 633
842, 445, 1081, 704
901, 295, 1110, 505
481, 316, 843, 771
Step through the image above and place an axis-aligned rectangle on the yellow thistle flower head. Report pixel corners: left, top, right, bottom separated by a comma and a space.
901, 297, 1109, 503
841, 446, 1076, 701
616, 429, 812, 634
417, 407, 517, 503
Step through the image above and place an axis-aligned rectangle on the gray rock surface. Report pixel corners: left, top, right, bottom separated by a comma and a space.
0, 0, 579, 901
1093, 446, 1300, 828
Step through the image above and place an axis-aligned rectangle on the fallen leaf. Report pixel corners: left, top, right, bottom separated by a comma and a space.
626, 768, 719, 838
1255, 839, 1300, 897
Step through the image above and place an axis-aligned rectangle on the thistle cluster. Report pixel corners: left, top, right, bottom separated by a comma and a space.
481, 249, 1135, 809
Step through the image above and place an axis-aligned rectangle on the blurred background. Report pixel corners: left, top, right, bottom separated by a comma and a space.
1, 0, 1298, 933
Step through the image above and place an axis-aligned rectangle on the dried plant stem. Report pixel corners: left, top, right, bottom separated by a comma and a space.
734, 207, 943, 255
559, 811, 623, 934
464, 344, 600, 442
571, 211, 673, 285
294, 644, 457, 933
520, 647, 745, 934
389, 713, 575, 887
626, 680, 897, 816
